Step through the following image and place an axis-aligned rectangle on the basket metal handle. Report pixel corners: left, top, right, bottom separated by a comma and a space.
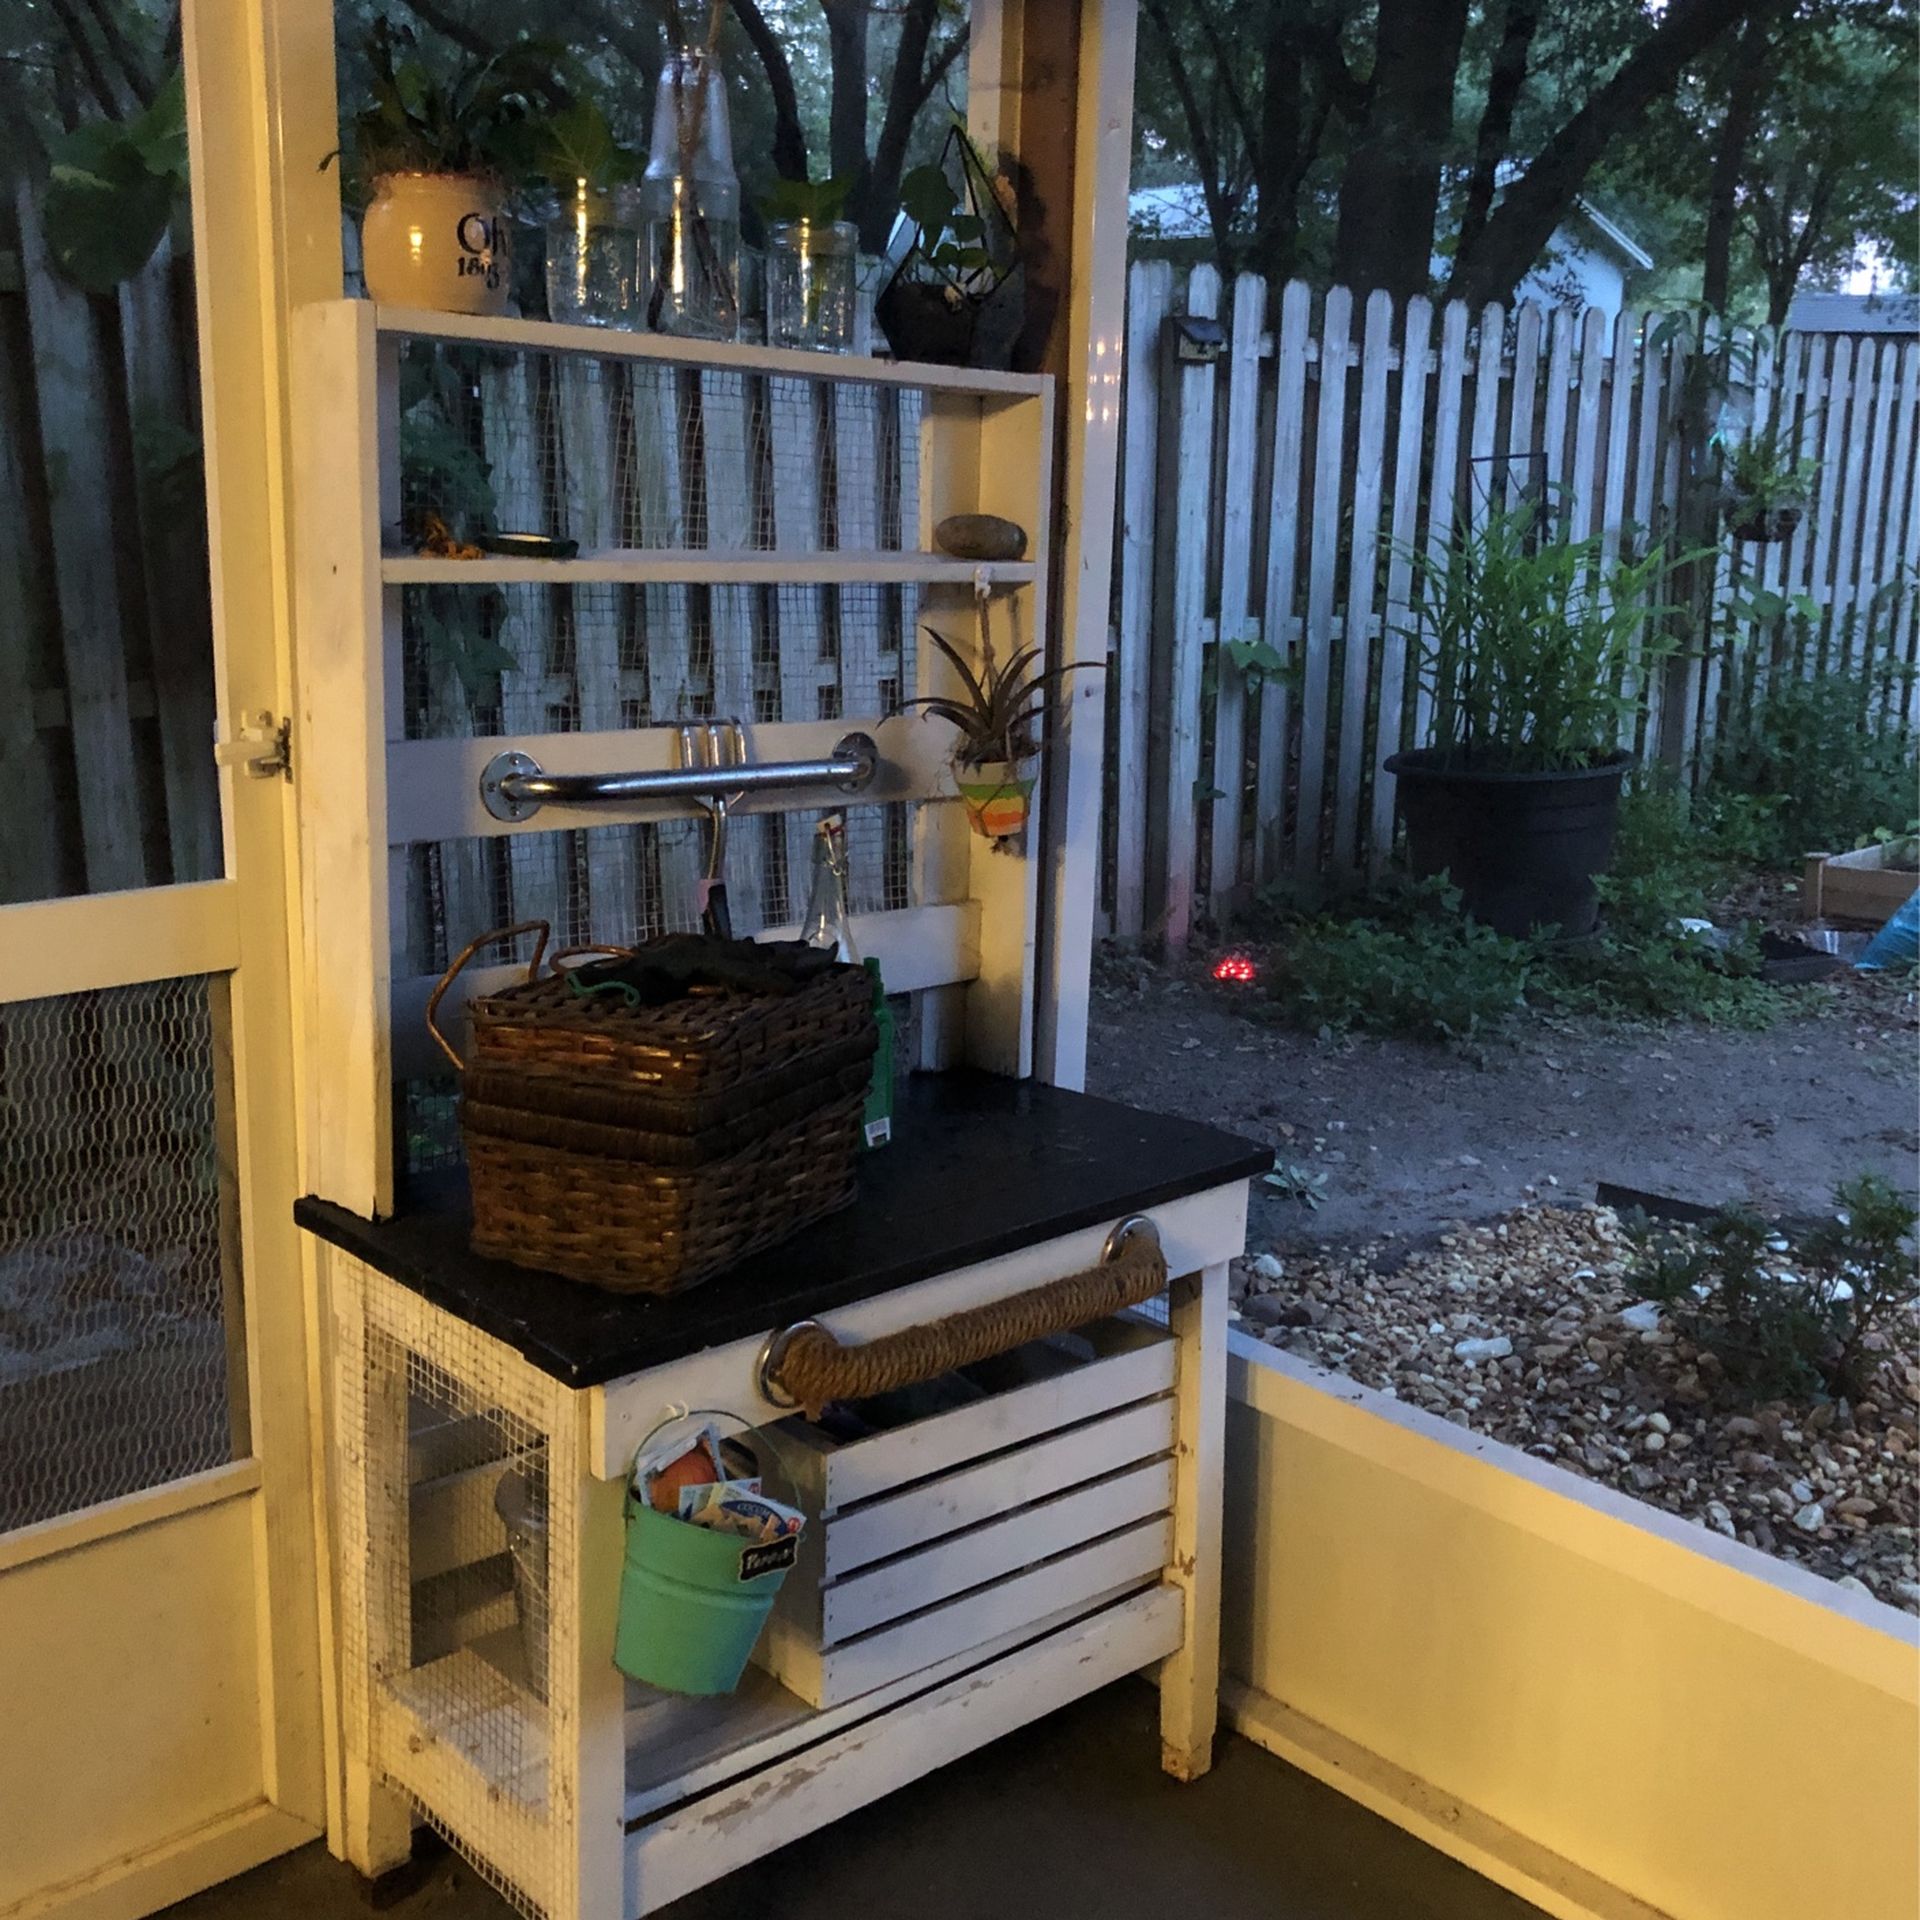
424, 920, 552, 1072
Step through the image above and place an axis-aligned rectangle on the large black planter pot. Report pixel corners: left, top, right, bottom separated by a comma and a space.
1383, 748, 1632, 939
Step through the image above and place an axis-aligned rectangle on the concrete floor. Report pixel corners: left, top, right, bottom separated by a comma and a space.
163, 1683, 1541, 1920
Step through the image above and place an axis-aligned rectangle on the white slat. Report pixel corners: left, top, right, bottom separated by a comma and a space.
1292, 284, 1352, 883
1330, 288, 1393, 876
1255, 280, 1313, 881
1156, 263, 1220, 946
1505, 301, 1543, 514
1600, 311, 1641, 745
821, 1393, 1175, 1577
768, 377, 826, 913
1465, 302, 1503, 538
1541, 306, 1575, 508
1781, 335, 1829, 681
823, 1457, 1175, 1643
1570, 307, 1609, 544
1873, 344, 1920, 726
1369, 293, 1433, 875
1807, 336, 1854, 675
1113, 260, 1173, 935
1414, 300, 1472, 751
1833, 340, 1889, 676
1207, 271, 1268, 906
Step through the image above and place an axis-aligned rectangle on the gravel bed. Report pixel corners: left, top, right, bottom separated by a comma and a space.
1232, 1203, 1920, 1613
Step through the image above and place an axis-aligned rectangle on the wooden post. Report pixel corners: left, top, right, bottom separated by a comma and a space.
1159, 1259, 1227, 1782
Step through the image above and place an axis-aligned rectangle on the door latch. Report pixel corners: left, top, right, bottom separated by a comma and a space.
215, 711, 293, 782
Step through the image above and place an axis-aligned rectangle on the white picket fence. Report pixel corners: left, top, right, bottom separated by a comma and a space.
1107, 262, 1920, 945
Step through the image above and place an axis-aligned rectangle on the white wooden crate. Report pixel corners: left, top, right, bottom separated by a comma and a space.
753, 1315, 1176, 1707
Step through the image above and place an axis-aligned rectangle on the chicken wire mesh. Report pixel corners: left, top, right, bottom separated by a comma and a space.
397, 341, 923, 559
400, 580, 917, 743
334, 1259, 578, 1919
0, 976, 238, 1532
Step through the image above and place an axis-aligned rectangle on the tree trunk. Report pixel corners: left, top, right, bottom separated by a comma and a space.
1330, 0, 1470, 301
1250, 10, 1304, 284
1702, 4, 1776, 314
864, 0, 958, 252
731, 0, 809, 180
1453, 0, 1544, 273
823, 0, 872, 205
1450, 0, 1761, 311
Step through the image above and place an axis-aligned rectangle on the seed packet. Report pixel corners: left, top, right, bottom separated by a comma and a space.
677, 1482, 805, 1545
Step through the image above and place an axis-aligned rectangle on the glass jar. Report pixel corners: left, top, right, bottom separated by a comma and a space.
543, 183, 643, 327
640, 53, 741, 339
766, 219, 858, 352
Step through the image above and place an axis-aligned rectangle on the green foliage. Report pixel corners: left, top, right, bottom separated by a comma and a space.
1713, 673, 1920, 868
333, 20, 567, 188
1720, 415, 1821, 515
1401, 499, 1697, 772
1628, 1174, 1917, 1404
41, 71, 188, 292
1257, 877, 1535, 1044
1263, 1161, 1329, 1210
760, 174, 856, 226
1533, 782, 1782, 1028
505, 97, 638, 195
898, 160, 994, 283
907, 625, 1095, 769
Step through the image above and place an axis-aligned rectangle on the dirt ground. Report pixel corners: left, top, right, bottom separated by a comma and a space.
1088, 960, 1918, 1253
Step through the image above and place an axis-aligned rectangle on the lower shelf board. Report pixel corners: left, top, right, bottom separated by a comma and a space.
621, 1581, 1184, 1917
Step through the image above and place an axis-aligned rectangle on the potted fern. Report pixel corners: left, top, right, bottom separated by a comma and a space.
909, 623, 1089, 840
335, 23, 560, 315
1720, 418, 1819, 544
1384, 500, 1691, 937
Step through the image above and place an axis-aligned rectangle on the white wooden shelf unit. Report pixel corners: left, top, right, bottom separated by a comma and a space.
292, 301, 1245, 1920
292, 300, 1057, 1220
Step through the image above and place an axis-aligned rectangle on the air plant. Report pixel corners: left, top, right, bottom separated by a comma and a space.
908, 623, 1093, 770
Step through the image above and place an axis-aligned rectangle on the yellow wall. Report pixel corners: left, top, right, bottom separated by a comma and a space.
1224, 1343, 1920, 1920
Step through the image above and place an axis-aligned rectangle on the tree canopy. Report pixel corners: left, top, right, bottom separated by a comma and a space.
1132, 0, 1917, 315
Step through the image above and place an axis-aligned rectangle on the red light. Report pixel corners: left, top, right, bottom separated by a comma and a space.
1212, 954, 1258, 984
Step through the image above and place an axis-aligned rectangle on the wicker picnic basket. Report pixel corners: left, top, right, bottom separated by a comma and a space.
426, 921, 877, 1294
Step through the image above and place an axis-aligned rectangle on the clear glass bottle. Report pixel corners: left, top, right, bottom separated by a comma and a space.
544, 182, 643, 327
641, 52, 741, 339
767, 219, 858, 352
801, 814, 859, 961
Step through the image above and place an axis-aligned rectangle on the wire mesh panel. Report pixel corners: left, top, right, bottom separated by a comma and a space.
398, 342, 924, 560
333, 1257, 580, 1919
0, 976, 238, 1531
400, 581, 917, 743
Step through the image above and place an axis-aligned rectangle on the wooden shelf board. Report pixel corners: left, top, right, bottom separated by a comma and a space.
380, 549, 1038, 587
372, 304, 1051, 398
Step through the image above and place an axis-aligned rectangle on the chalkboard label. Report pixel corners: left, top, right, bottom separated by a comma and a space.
739, 1537, 799, 1582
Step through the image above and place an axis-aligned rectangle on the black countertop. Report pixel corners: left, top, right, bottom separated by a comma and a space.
295, 1070, 1267, 1388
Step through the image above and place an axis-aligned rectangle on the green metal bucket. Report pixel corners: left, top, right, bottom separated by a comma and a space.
613, 1497, 795, 1695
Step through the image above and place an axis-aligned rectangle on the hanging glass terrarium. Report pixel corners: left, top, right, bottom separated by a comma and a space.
641, 51, 741, 339
876, 124, 1031, 370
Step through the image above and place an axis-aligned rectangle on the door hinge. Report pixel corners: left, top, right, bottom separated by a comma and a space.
215, 711, 293, 782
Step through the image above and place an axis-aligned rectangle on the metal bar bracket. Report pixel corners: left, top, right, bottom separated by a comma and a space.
478, 729, 880, 825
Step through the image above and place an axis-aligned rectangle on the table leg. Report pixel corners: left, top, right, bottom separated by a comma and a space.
554, 1403, 630, 1920
332, 1263, 415, 1875
1159, 1260, 1226, 1782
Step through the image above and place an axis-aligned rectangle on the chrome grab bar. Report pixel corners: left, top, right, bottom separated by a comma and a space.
478, 729, 880, 824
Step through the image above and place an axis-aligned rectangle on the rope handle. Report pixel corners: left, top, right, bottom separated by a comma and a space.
758, 1216, 1166, 1420
424, 921, 552, 1071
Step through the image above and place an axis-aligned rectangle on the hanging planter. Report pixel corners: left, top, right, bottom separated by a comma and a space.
956, 762, 1037, 841
907, 607, 1095, 846
1725, 500, 1804, 545
1719, 417, 1819, 547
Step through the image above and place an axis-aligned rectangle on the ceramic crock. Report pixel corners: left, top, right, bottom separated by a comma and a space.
360, 172, 509, 315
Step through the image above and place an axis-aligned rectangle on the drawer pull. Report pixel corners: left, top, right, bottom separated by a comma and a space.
759, 1216, 1166, 1416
